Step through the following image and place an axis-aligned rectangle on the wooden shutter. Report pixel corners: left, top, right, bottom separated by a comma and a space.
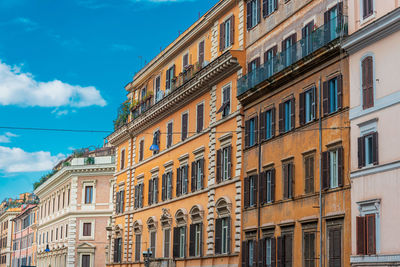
199, 223, 203, 256
121, 190, 125, 212
372, 132, 379, 165
172, 64, 176, 78
199, 41, 205, 65
362, 57, 369, 109
337, 74, 343, 109
260, 172, 266, 204
173, 227, 180, 258
120, 150, 125, 170
242, 241, 248, 267
254, 115, 259, 144
247, 1, 252, 30
134, 185, 138, 209
279, 103, 284, 133
182, 113, 188, 141
322, 151, 330, 190
253, 240, 258, 266
260, 111, 266, 140
227, 145, 232, 179
183, 54, 188, 68
271, 107, 276, 137
189, 224, 195, 257
290, 98, 295, 130
244, 177, 250, 208
168, 171, 173, 199
148, 179, 153, 205
258, 238, 265, 267
271, 168, 276, 202
337, 147, 344, 187
200, 158, 205, 189
215, 218, 222, 254
154, 179, 158, 204
366, 56, 374, 108
324, 10, 330, 42
356, 216, 366, 255
184, 165, 189, 194
139, 140, 144, 161
366, 214, 376, 255
162, 174, 166, 201
262, 0, 267, 17
220, 22, 225, 51
227, 217, 231, 254
116, 190, 120, 213
253, 175, 258, 205
140, 183, 144, 208
176, 167, 181, 197
285, 235, 293, 267
358, 136, 365, 168
216, 149, 222, 183
288, 163, 294, 199
257, 0, 261, 24
277, 236, 283, 267
322, 81, 329, 115
245, 120, 250, 148
197, 103, 204, 133
271, 237, 277, 267
230, 16, 235, 45
191, 161, 196, 192
166, 68, 170, 90
312, 86, 317, 120
283, 164, 288, 199
299, 92, 305, 125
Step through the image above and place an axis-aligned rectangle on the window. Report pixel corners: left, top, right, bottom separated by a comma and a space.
167, 122, 173, 148
66, 224, 68, 237
134, 183, 144, 209
282, 34, 297, 67
176, 165, 189, 196
60, 226, 63, 239
248, 57, 260, 73
247, 0, 260, 30
161, 171, 173, 201
198, 40, 205, 66
215, 217, 231, 254
220, 16, 234, 51
260, 107, 275, 140
56, 228, 58, 240
260, 169, 275, 204
358, 132, 378, 168
82, 255, 90, 267
263, 0, 277, 17
83, 223, 91, 236
216, 146, 232, 183
140, 87, 148, 113
164, 228, 171, 258
362, 0, 374, 19
277, 232, 293, 267
165, 65, 175, 91
244, 175, 257, 208
264, 46, 277, 77
356, 214, 376, 255
116, 190, 125, 214
217, 85, 231, 118
84, 186, 93, 204
135, 234, 141, 262
279, 98, 295, 133
304, 156, 314, 194
324, 3, 343, 42
155, 76, 161, 102
196, 103, 204, 133
148, 178, 158, 205
152, 130, 160, 155
150, 231, 156, 258
191, 158, 204, 192
328, 225, 342, 267
189, 223, 203, 257
181, 113, 188, 141
322, 147, 344, 190
299, 87, 316, 125
139, 139, 144, 162
120, 149, 125, 170
322, 75, 343, 115
173, 226, 187, 258
303, 231, 316, 267
245, 116, 258, 148
362, 56, 374, 109
182, 53, 189, 68
283, 162, 294, 199
302, 21, 314, 56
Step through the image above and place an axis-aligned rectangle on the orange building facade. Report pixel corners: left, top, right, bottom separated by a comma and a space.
106, 1, 247, 266
238, 0, 351, 267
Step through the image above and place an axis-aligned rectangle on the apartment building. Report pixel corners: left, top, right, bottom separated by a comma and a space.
106, 1, 246, 266
34, 147, 115, 267
343, 2, 400, 266
238, 0, 350, 267
11, 204, 38, 267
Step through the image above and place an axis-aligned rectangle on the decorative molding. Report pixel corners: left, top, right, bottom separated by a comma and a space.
351, 160, 400, 178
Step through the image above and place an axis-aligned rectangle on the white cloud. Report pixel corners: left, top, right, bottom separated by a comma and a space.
13, 17, 38, 31
0, 60, 107, 108
0, 132, 18, 143
0, 146, 65, 173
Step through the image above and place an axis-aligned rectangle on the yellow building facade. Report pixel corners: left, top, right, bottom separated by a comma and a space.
107, 1, 246, 266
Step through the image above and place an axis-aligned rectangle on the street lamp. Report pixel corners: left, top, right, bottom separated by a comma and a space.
142, 248, 152, 267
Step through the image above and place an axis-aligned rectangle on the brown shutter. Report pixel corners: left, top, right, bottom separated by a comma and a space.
285, 234, 293, 267
154, 179, 158, 204
189, 224, 195, 257
271, 107, 276, 137
337, 74, 343, 109
230, 16, 235, 45
176, 167, 181, 197
322, 151, 330, 190
162, 174, 166, 201
247, 1, 252, 30
148, 179, 153, 205
322, 81, 329, 115
367, 57, 374, 108
283, 164, 288, 199
260, 111, 266, 141
279, 103, 284, 133
182, 113, 188, 141
257, 0, 261, 23
244, 177, 250, 208
216, 149, 222, 183
215, 218, 222, 254
290, 98, 295, 130
220, 22, 225, 51
167, 122, 173, 148
277, 236, 283, 267
173, 227, 180, 258
191, 161, 196, 192
356, 216, 366, 255
312, 86, 317, 120
366, 214, 376, 255
197, 103, 204, 133
166, 68, 170, 90
271, 237, 276, 267
362, 57, 368, 109
337, 146, 344, 187
259, 238, 265, 267
289, 163, 294, 199
299, 91, 305, 125
271, 168, 276, 202
358, 136, 365, 168
227, 145, 232, 179
199, 41, 205, 65
200, 158, 205, 189
245, 119, 250, 148
242, 241, 248, 267
372, 132, 379, 165
254, 115, 259, 144
116, 190, 120, 213
253, 175, 258, 205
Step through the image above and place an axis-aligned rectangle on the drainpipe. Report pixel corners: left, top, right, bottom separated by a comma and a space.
318, 77, 323, 267
257, 106, 262, 267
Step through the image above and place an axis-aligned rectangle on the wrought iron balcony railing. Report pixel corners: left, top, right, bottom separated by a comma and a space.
237, 15, 348, 97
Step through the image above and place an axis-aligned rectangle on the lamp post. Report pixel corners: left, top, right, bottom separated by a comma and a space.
142, 248, 152, 267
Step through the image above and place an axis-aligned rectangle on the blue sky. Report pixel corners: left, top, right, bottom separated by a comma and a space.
0, 0, 219, 201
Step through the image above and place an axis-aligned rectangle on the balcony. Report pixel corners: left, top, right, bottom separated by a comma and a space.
237, 15, 348, 97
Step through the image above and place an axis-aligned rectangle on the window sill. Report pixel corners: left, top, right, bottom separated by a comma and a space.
263, 10, 277, 19
359, 13, 376, 27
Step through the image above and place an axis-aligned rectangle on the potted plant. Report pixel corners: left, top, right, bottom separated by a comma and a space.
130, 99, 139, 111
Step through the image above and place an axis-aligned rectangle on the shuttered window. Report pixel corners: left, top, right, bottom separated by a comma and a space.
245, 116, 258, 148
282, 34, 297, 67
263, 0, 277, 17
279, 98, 295, 134
189, 223, 203, 257
182, 53, 189, 68
277, 233, 293, 267
362, 0, 374, 19
148, 178, 158, 206
299, 87, 316, 125
244, 175, 258, 208
257, 237, 276, 267
173, 226, 187, 258
181, 113, 188, 141
322, 147, 344, 190
198, 41, 205, 66
161, 171, 173, 201
328, 227, 342, 267
303, 232, 315, 267
84, 186, 93, 204
176, 165, 188, 196
120, 149, 125, 170
362, 56, 374, 109
304, 156, 314, 194
150, 231, 156, 258
220, 16, 235, 51
260, 107, 275, 140
358, 132, 378, 168
115, 190, 125, 214
139, 139, 144, 162
247, 0, 260, 30
264, 46, 277, 77
135, 234, 141, 262
165, 65, 175, 91
196, 103, 204, 133
167, 122, 173, 148
302, 21, 314, 56
323, 74, 343, 115
215, 217, 231, 254
216, 146, 232, 183
282, 162, 294, 199
134, 184, 144, 209
217, 85, 231, 117
164, 228, 170, 258
356, 214, 376, 255
114, 238, 122, 263
191, 158, 204, 192
260, 169, 275, 204
83, 223, 91, 237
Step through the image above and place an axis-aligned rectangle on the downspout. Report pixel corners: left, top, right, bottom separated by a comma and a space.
257, 106, 262, 267
318, 77, 323, 267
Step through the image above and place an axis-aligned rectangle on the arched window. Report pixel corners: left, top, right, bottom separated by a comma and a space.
189, 205, 204, 257
362, 56, 374, 109
173, 209, 188, 258
215, 197, 232, 255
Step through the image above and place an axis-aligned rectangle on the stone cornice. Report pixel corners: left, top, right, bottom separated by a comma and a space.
108, 51, 242, 146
